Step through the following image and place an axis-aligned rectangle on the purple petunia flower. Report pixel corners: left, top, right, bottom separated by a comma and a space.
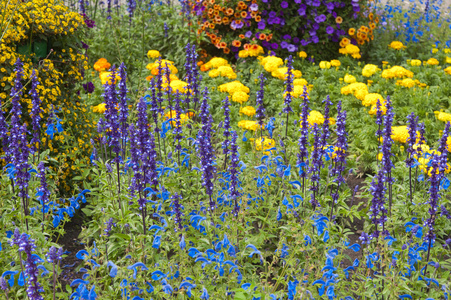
315, 14, 326, 23
281, 1, 288, 8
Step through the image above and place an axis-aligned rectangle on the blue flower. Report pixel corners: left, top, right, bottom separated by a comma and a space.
107, 261, 118, 277
127, 262, 148, 279
246, 244, 264, 264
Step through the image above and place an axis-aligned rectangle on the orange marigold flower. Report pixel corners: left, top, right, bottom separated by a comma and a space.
335, 16, 343, 24
259, 33, 266, 40
94, 58, 111, 72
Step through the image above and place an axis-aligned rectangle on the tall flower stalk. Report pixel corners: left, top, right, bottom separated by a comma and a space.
406, 112, 417, 203
229, 131, 240, 217
256, 73, 266, 145
29, 70, 42, 157
36, 162, 50, 233
282, 55, 294, 139
381, 96, 394, 216
298, 86, 310, 194
222, 96, 231, 169
118, 63, 129, 159
173, 91, 183, 166
309, 124, 321, 209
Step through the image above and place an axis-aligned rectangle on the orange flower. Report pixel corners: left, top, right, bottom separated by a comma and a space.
224, 47, 230, 54
226, 8, 234, 15
335, 16, 343, 24
219, 41, 227, 48
209, 23, 215, 29
232, 40, 242, 47
209, 0, 215, 4
240, 11, 247, 18
223, 17, 230, 23
234, 12, 241, 18
244, 43, 250, 50
368, 12, 374, 20
266, 34, 273, 41
348, 28, 356, 35
259, 33, 266, 40
369, 22, 376, 30
239, 34, 245, 39
94, 58, 111, 72
255, 15, 261, 22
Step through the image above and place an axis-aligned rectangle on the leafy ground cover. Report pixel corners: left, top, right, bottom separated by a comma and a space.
1, 0, 451, 299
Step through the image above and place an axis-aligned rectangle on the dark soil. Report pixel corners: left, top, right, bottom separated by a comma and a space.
54, 207, 87, 290
340, 174, 367, 268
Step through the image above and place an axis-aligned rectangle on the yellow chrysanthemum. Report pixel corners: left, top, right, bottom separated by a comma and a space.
396, 78, 416, 88
261, 56, 284, 72
169, 80, 189, 93
445, 66, 451, 75
293, 78, 308, 86
218, 81, 250, 94
410, 59, 422, 66
340, 82, 368, 95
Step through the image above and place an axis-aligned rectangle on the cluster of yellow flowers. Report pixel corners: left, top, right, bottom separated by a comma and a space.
218, 81, 250, 104
260, 56, 284, 72
209, 65, 237, 79
1, 0, 84, 44
339, 44, 361, 59
238, 44, 264, 58
412, 143, 451, 176
145, 58, 192, 94
164, 110, 194, 126
300, 110, 335, 128
381, 66, 414, 79
271, 67, 302, 80
435, 111, 451, 123
445, 67, 451, 75
238, 120, 259, 131
200, 57, 229, 71
396, 78, 427, 88
319, 60, 341, 69
250, 136, 276, 155
239, 106, 256, 117
362, 93, 384, 107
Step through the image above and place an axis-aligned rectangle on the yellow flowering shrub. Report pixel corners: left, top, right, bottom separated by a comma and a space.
0, 0, 94, 194
426, 58, 439, 66
218, 81, 250, 94
261, 56, 284, 72
435, 111, 451, 122
362, 93, 384, 107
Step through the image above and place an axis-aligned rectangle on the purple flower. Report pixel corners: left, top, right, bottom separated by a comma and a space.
287, 44, 297, 52
82, 82, 95, 94
103, 68, 121, 162
314, 14, 326, 23
282, 56, 294, 115
406, 112, 417, 168
309, 124, 322, 209
256, 74, 266, 130
245, 31, 252, 38
298, 86, 310, 180
118, 63, 129, 156
222, 97, 231, 157
425, 155, 440, 243
249, 3, 258, 11
326, 26, 334, 34
281, 1, 288, 8
46, 246, 63, 264
36, 162, 50, 216
104, 217, 116, 237
171, 193, 184, 231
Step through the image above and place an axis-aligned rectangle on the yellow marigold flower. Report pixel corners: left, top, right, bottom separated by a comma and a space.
298, 51, 307, 58
432, 48, 439, 54
170, 80, 189, 93
208, 69, 220, 78
147, 50, 160, 59
445, 67, 451, 75
251, 136, 276, 154
238, 120, 259, 131
217, 65, 237, 79
293, 78, 308, 86
261, 56, 284, 72
343, 44, 360, 55
362, 64, 380, 77
397, 78, 416, 88
388, 41, 406, 50
410, 59, 422, 66
330, 60, 341, 67
271, 67, 302, 80
94, 58, 111, 72
99, 71, 120, 85
344, 74, 356, 84
240, 106, 256, 117
435, 111, 451, 122
206, 57, 229, 69
391, 126, 409, 143
231, 91, 249, 104
300, 110, 325, 127
369, 101, 387, 115
446, 57, 451, 64
381, 66, 414, 79
377, 153, 383, 161
284, 85, 310, 98
92, 103, 106, 113
319, 61, 331, 69
341, 82, 368, 95
362, 93, 383, 107
218, 81, 250, 94
426, 58, 439, 65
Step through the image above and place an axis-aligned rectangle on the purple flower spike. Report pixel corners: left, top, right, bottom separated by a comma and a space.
29, 70, 42, 153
